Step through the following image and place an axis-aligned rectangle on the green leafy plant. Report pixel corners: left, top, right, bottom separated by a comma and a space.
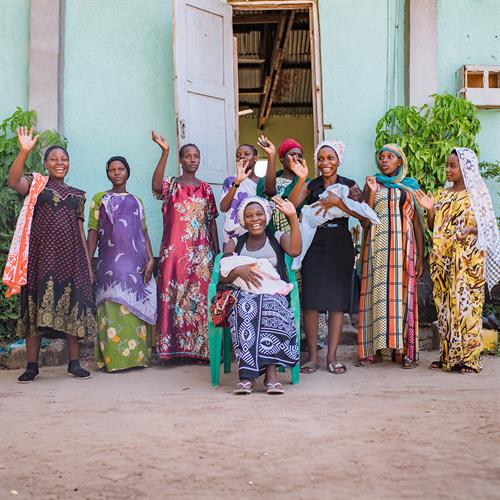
375, 93, 481, 195
0, 107, 67, 342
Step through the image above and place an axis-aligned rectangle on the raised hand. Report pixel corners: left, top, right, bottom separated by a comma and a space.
414, 189, 435, 211
17, 127, 39, 153
235, 159, 251, 183
288, 156, 308, 179
365, 176, 377, 193
151, 130, 169, 152
257, 134, 276, 157
272, 196, 297, 218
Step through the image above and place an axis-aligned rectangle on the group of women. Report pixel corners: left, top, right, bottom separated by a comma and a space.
4, 126, 499, 392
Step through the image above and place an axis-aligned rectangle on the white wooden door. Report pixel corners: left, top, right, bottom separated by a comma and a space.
173, 0, 236, 185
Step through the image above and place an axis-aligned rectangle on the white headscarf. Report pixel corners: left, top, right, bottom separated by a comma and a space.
237, 196, 272, 228
314, 140, 346, 165
454, 147, 500, 292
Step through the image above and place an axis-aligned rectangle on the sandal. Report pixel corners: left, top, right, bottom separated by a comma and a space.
355, 358, 373, 367
428, 360, 443, 371
300, 361, 319, 374
266, 382, 284, 395
459, 365, 478, 374
327, 362, 347, 374
234, 380, 254, 395
402, 356, 418, 369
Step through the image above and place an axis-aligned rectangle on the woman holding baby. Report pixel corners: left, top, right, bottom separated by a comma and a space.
288, 140, 365, 375
219, 196, 301, 395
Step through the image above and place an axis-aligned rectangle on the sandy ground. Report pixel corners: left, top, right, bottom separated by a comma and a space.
0, 346, 499, 500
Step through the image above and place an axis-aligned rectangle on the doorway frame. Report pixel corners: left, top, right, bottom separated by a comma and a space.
228, 0, 324, 144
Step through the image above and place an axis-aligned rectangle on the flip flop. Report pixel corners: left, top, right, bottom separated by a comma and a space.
327, 362, 347, 374
266, 382, 284, 395
300, 361, 319, 374
402, 356, 419, 369
234, 380, 254, 395
428, 361, 443, 371
355, 359, 373, 367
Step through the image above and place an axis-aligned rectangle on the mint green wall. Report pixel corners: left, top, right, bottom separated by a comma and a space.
318, 0, 405, 187
0, 0, 29, 120
63, 0, 177, 252
437, 0, 500, 212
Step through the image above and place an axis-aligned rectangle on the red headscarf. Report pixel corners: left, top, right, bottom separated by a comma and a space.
278, 138, 303, 159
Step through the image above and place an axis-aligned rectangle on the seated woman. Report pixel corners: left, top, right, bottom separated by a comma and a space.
219, 196, 301, 395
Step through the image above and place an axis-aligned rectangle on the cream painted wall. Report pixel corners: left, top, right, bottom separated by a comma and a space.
238, 115, 315, 174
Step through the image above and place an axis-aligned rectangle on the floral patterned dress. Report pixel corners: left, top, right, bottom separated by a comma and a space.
156, 177, 218, 360
221, 175, 257, 245
430, 189, 485, 372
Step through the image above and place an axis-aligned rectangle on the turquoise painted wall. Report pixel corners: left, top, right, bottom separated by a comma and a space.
0, 0, 30, 120
63, 0, 177, 252
437, 0, 500, 212
318, 0, 405, 187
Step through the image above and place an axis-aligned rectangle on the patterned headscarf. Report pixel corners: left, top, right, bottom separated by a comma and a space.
453, 147, 500, 292
278, 138, 303, 159
314, 140, 345, 165
375, 143, 419, 191
374, 143, 425, 249
237, 196, 272, 228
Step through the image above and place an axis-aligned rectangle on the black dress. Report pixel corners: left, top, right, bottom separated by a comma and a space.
301, 175, 362, 312
16, 176, 96, 339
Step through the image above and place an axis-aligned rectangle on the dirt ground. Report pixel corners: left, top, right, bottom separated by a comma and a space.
1, 346, 499, 500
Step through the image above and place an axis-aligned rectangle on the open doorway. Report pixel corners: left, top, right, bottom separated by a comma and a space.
230, 1, 323, 174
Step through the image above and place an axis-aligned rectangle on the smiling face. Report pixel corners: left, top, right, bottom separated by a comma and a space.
377, 150, 401, 177
317, 146, 339, 179
446, 152, 463, 184
236, 145, 258, 171
282, 147, 303, 172
243, 202, 267, 236
44, 147, 69, 180
180, 145, 200, 174
107, 160, 128, 188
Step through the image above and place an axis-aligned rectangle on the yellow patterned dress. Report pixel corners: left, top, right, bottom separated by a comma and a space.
429, 189, 485, 372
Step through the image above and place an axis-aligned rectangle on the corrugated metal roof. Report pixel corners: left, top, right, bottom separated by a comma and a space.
234, 9, 312, 117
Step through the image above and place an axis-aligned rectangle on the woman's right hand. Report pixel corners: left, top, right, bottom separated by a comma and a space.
288, 157, 308, 179
257, 135, 276, 157
235, 159, 251, 184
414, 189, 435, 211
234, 264, 263, 289
151, 131, 169, 153
17, 127, 39, 153
365, 176, 377, 193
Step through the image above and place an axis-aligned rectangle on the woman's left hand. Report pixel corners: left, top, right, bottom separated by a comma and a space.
312, 192, 341, 217
415, 258, 423, 279
141, 259, 154, 283
456, 226, 477, 241
272, 196, 296, 218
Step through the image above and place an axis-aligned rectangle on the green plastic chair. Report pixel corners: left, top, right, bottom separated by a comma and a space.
208, 252, 301, 387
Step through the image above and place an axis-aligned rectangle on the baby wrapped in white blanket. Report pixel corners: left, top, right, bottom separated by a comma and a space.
292, 183, 380, 270
220, 255, 293, 295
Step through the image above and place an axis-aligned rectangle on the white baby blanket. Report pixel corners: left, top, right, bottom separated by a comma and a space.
292, 183, 380, 270
220, 255, 293, 295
